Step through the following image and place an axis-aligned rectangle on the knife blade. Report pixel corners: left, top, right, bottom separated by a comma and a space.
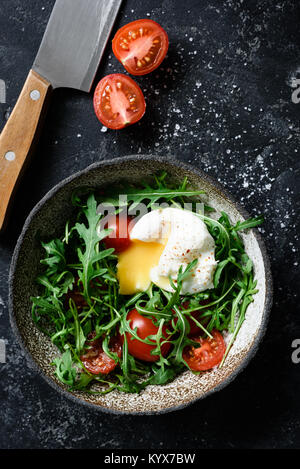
0, 0, 122, 232
33, 0, 123, 91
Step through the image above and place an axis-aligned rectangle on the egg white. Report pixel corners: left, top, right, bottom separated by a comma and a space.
129, 207, 217, 294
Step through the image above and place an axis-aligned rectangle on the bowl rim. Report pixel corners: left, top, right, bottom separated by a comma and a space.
8, 154, 273, 415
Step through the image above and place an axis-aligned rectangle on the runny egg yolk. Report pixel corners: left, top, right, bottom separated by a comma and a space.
117, 239, 166, 295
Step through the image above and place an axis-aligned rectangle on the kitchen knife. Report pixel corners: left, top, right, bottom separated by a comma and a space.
0, 0, 122, 232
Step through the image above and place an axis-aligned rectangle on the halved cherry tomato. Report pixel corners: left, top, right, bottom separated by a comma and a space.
103, 214, 133, 253
80, 333, 122, 375
126, 308, 171, 362
112, 19, 169, 76
93, 74, 146, 129
183, 330, 226, 371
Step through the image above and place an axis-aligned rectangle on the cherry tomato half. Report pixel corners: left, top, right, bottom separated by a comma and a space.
93, 74, 146, 129
126, 309, 171, 362
103, 214, 133, 253
80, 333, 122, 375
112, 19, 169, 76
183, 330, 226, 371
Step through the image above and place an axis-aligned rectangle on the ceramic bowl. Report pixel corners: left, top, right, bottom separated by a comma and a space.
9, 155, 272, 414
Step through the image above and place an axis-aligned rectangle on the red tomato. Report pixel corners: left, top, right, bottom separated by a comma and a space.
103, 214, 133, 253
80, 333, 122, 375
126, 309, 171, 362
93, 74, 146, 129
183, 330, 226, 371
112, 19, 169, 75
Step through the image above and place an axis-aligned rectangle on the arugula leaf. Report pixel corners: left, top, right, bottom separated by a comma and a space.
69, 300, 86, 353
52, 349, 77, 386
75, 194, 114, 302
240, 253, 253, 274
233, 215, 264, 232
100, 175, 205, 210
149, 365, 180, 385
40, 239, 66, 274
71, 372, 94, 390
214, 259, 230, 288
31, 296, 59, 313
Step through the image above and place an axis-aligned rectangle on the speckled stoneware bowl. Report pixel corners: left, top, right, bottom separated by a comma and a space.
9, 155, 272, 414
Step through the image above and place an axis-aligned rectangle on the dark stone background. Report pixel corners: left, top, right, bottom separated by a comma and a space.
0, 0, 299, 449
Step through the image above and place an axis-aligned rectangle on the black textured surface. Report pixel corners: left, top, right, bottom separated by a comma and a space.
0, 0, 299, 449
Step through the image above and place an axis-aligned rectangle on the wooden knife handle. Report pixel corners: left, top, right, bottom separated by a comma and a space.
0, 69, 52, 232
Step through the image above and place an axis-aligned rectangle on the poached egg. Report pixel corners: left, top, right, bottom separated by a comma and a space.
117, 207, 217, 295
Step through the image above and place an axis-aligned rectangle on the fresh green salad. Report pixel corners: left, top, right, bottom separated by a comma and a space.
31, 172, 263, 394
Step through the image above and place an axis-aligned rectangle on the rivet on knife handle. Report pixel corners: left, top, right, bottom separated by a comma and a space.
0, 69, 52, 232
